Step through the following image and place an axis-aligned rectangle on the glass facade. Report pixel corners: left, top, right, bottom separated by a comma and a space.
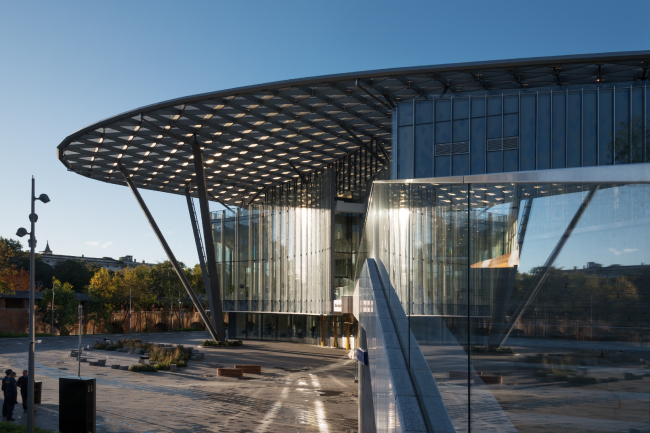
212, 167, 335, 315
357, 179, 650, 432
394, 84, 650, 178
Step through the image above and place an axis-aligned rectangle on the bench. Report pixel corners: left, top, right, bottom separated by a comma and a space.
217, 368, 243, 378
475, 374, 502, 384
234, 364, 261, 374
139, 356, 150, 366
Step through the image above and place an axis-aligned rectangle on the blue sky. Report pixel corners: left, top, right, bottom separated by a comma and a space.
1, 1, 648, 267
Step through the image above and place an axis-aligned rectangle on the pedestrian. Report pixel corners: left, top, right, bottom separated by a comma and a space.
2, 368, 17, 421
16, 370, 29, 412
1, 369, 11, 419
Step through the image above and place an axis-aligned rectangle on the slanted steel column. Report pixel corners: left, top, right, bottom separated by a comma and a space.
185, 186, 214, 328
496, 185, 599, 347
119, 165, 220, 341
191, 139, 227, 342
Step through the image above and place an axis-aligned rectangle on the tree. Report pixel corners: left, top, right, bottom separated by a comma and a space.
113, 265, 157, 330
0, 237, 25, 294
38, 279, 79, 335
13, 255, 55, 290
53, 259, 93, 292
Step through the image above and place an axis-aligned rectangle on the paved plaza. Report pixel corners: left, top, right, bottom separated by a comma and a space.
0, 332, 358, 433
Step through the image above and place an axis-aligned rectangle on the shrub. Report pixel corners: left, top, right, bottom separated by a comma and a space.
0, 419, 55, 432
129, 364, 157, 372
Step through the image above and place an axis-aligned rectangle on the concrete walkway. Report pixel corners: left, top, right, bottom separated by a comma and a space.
0, 332, 358, 433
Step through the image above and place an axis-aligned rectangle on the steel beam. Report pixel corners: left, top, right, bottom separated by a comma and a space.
191, 139, 227, 342
185, 186, 214, 328
119, 164, 220, 341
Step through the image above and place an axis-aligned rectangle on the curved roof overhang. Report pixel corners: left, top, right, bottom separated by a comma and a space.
57, 50, 650, 207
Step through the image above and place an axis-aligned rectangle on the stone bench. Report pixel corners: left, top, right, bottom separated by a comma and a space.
234, 364, 261, 374
89, 360, 99, 366
119, 366, 129, 371
217, 368, 243, 378
111, 365, 120, 369
97, 359, 106, 366
475, 374, 502, 384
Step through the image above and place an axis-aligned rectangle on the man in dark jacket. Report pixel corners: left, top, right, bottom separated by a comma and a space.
16, 370, 29, 412
2, 369, 17, 421
1, 369, 11, 419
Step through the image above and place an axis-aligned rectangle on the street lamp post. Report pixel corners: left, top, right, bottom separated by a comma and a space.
16, 176, 49, 433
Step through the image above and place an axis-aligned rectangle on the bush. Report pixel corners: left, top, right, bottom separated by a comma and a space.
202, 339, 243, 347
129, 364, 157, 372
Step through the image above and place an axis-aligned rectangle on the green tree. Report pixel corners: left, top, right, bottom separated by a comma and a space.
53, 259, 93, 292
113, 265, 157, 330
38, 279, 79, 335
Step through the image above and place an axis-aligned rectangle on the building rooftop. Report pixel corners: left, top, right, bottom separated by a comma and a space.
57, 51, 650, 207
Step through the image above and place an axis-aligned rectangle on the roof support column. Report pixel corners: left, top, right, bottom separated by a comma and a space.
184, 187, 214, 328
191, 140, 227, 342
118, 165, 220, 341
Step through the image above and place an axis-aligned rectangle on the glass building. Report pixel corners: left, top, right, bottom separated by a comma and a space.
58, 51, 650, 432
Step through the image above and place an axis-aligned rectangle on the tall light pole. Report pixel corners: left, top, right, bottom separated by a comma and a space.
16, 176, 50, 433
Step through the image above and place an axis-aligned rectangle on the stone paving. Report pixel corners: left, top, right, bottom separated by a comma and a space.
0, 332, 358, 432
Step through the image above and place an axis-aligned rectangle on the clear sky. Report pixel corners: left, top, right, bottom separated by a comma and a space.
1, 0, 648, 267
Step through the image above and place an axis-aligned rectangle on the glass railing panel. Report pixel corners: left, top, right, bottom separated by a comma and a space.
469, 183, 650, 432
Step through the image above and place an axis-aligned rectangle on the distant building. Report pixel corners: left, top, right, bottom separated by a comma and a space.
39, 241, 153, 271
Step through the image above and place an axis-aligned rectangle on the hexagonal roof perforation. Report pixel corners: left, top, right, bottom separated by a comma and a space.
57, 51, 650, 206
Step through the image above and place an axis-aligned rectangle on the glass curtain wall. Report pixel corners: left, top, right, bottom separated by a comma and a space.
395, 84, 650, 178
357, 179, 650, 432
212, 167, 334, 315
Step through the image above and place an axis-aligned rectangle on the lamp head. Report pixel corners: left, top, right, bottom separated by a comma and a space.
37, 194, 50, 204
16, 227, 28, 237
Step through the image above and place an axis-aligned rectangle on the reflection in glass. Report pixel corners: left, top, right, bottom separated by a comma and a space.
356, 180, 650, 432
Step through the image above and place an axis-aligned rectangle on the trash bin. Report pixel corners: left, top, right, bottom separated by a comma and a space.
59, 378, 96, 433
34, 381, 42, 404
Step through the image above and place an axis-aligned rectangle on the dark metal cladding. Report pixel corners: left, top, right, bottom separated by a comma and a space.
57, 51, 650, 206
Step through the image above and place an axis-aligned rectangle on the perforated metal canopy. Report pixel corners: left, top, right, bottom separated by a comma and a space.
57, 51, 650, 206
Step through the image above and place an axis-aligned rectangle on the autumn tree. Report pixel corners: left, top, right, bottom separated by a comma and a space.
86, 268, 118, 331
0, 237, 27, 294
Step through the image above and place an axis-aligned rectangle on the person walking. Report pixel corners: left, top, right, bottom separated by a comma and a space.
2, 369, 17, 421
16, 370, 29, 412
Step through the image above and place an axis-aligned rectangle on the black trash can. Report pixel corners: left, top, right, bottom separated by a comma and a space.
34, 381, 42, 404
59, 378, 96, 433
